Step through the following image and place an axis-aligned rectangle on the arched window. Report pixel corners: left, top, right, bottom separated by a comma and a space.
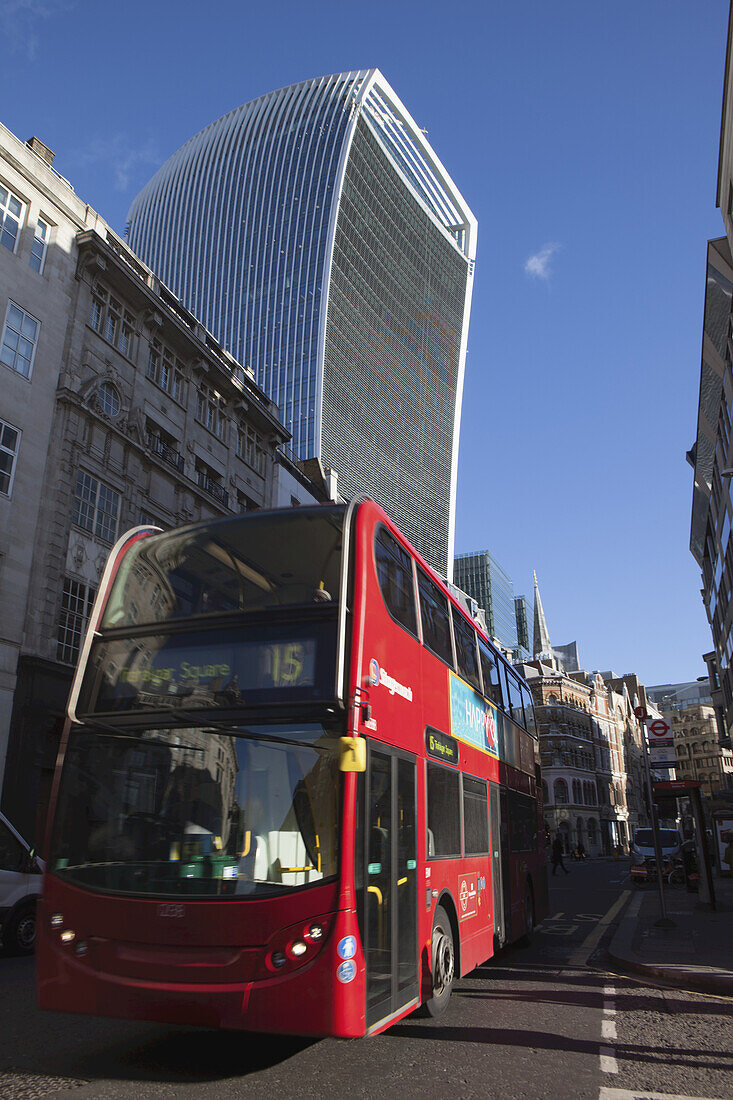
98, 381, 121, 417
554, 778, 568, 804
587, 818, 597, 846
572, 779, 581, 803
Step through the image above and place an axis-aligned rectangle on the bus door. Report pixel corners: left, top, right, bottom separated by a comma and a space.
363, 746, 418, 1031
489, 784, 511, 949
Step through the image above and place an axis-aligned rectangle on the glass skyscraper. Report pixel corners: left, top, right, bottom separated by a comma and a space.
127, 70, 476, 576
453, 550, 532, 660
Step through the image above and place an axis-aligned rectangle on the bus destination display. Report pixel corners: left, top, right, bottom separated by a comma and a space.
77, 624, 329, 714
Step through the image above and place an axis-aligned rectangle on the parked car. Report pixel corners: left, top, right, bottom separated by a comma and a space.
0, 811, 44, 954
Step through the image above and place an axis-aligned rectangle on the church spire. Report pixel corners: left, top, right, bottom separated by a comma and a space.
533, 571, 552, 658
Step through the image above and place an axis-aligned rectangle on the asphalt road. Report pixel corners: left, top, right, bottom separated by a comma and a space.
1, 860, 731, 1100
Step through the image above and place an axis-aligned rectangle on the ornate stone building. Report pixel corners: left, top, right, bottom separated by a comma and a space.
516, 579, 650, 855
0, 122, 314, 843
666, 703, 733, 797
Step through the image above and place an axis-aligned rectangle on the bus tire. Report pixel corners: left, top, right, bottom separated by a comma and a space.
518, 880, 534, 946
5, 902, 37, 955
425, 905, 455, 1017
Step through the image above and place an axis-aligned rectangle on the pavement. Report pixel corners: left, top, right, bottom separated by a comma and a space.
607, 863, 733, 996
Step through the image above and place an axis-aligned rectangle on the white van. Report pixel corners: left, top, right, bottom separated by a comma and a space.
0, 811, 44, 954
630, 827, 681, 863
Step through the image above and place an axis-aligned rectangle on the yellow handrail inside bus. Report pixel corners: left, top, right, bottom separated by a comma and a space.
367, 885, 384, 946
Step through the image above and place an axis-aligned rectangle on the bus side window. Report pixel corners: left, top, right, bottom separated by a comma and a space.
416, 567, 453, 665
462, 775, 489, 855
520, 682, 537, 736
374, 527, 418, 637
478, 641, 504, 710
426, 762, 460, 858
507, 791, 538, 852
453, 613, 480, 691
504, 667, 525, 728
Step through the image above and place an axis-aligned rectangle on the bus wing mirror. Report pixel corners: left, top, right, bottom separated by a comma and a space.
339, 736, 366, 772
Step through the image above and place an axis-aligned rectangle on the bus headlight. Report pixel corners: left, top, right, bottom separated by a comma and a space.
60, 930, 76, 944
258, 914, 334, 978
50, 913, 64, 927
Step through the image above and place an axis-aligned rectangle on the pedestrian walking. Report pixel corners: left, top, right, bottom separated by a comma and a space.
551, 835, 569, 876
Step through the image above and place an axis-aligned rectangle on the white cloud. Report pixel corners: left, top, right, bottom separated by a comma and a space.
524, 242, 560, 281
0, 0, 75, 61
78, 134, 161, 192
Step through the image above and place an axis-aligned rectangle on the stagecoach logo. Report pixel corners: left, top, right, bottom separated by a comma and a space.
368, 659, 413, 702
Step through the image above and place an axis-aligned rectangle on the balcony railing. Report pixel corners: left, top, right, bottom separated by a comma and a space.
197, 470, 228, 507
147, 434, 185, 472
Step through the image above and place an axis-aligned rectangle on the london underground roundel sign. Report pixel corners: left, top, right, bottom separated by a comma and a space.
649, 718, 671, 738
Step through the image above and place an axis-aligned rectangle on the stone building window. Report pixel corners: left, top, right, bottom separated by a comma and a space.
147, 337, 184, 402
0, 418, 21, 496
29, 218, 49, 273
554, 779, 568, 804
89, 285, 135, 357
1, 301, 39, 379
0, 185, 23, 253
98, 382, 121, 418
57, 577, 97, 665
72, 471, 120, 543
197, 383, 226, 440
237, 421, 266, 475
195, 460, 228, 506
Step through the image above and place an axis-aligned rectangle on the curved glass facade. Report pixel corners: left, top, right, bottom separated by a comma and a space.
127, 70, 476, 576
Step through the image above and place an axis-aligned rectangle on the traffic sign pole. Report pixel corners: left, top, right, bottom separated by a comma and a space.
640, 716, 675, 928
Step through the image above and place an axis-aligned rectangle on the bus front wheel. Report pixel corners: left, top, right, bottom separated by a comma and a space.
425, 905, 455, 1017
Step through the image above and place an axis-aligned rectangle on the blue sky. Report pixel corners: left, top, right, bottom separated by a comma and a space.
1, 0, 729, 684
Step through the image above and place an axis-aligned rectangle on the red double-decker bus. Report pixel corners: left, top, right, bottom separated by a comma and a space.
38, 500, 547, 1038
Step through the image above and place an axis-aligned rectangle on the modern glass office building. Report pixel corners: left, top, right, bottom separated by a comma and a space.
453, 550, 532, 659
127, 70, 476, 576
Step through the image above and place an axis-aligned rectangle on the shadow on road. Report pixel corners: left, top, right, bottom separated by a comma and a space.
70, 1028, 318, 1085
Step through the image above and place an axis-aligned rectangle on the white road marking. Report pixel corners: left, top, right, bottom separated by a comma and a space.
543, 924, 580, 936
601, 1018, 617, 1040
599, 1046, 618, 1074
550, 911, 563, 920
569, 890, 631, 967
599, 1090, 725, 1100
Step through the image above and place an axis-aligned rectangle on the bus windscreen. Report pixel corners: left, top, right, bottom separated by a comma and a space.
101, 506, 346, 629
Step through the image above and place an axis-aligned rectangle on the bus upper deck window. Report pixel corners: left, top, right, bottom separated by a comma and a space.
374, 527, 417, 636
520, 682, 537, 736
452, 614, 480, 691
417, 567, 453, 665
505, 668, 526, 728
478, 641, 504, 710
